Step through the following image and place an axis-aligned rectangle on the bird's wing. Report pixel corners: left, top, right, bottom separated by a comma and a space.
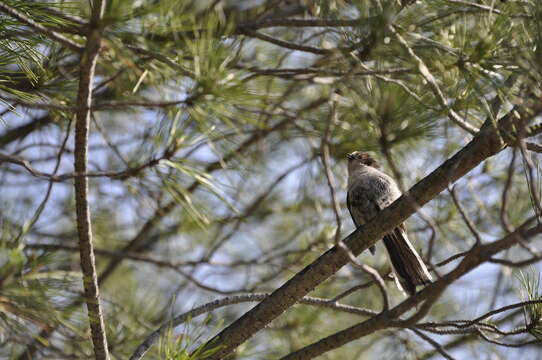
371, 173, 401, 209
347, 184, 378, 255
346, 192, 359, 227
349, 174, 397, 218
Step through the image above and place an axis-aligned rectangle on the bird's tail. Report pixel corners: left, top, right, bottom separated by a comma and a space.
382, 226, 432, 296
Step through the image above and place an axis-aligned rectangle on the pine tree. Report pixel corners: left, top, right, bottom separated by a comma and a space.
1, 1, 542, 359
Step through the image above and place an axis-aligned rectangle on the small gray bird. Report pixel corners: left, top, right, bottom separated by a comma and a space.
346, 151, 432, 295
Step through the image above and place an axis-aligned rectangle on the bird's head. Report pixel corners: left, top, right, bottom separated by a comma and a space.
346, 151, 380, 174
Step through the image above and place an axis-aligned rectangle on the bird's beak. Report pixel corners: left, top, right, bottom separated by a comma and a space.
347, 153, 355, 160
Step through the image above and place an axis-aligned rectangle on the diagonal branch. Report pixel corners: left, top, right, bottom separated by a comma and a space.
240, 29, 333, 55
194, 108, 516, 359
73, 1, 109, 359
0, 2, 83, 52
238, 18, 365, 30
280, 220, 542, 359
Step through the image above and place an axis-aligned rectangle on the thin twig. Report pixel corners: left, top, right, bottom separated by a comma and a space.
321, 100, 342, 244
241, 29, 333, 55
448, 185, 482, 244
526, 142, 542, 153
410, 328, 456, 360
234, 64, 413, 78
0, 97, 193, 111
390, 25, 478, 135
238, 18, 365, 30
0, 151, 170, 181
475, 328, 538, 348
14, 118, 73, 242
129, 293, 376, 360
501, 147, 518, 232
436, 250, 470, 267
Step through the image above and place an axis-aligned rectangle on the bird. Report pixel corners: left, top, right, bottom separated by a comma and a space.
346, 151, 432, 295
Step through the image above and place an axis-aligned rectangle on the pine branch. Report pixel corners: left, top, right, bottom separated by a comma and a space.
280, 221, 542, 360
96, 117, 295, 285
240, 29, 333, 55
95, 97, 326, 286
0, 97, 193, 111
0, 149, 171, 181
73, 0, 109, 359
17, 103, 314, 357
389, 25, 479, 135
0, 2, 83, 52
238, 17, 365, 30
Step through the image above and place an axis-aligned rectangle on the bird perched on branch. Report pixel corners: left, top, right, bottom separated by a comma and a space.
346, 151, 432, 295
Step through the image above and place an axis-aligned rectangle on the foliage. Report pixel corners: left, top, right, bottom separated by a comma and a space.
518, 269, 542, 341
1, 0, 542, 359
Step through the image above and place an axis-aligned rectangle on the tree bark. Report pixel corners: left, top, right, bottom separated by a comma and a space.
73, 1, 109, 359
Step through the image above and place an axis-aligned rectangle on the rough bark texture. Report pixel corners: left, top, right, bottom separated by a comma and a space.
73, 1, 109, 359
